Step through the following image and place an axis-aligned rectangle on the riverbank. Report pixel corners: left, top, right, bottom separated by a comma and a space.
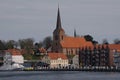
23, 68, 120, 72
0, 68, 120, 72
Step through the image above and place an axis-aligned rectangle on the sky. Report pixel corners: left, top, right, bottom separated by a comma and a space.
0, 0, 120, 43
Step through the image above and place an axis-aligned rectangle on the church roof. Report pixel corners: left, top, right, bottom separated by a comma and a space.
60, 36, 93, 48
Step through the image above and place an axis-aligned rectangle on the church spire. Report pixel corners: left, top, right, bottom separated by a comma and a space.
74, 29, 77, 37
56, 6, 62, 29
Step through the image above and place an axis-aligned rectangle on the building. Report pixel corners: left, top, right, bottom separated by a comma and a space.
42, 53, 69, 68
52, 7, 93, 55
6, 49, 24, 64
51, 7, 118, 67
2, 49, 24, 70
72, 55, 79, 68
79, 45, 111, 68
109, 44, 120, 68
113, 49, 120, 69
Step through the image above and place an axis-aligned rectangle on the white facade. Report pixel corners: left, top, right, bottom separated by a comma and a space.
50, 58, 68, 68
4, 52, 24, 64
42, 55, 69, 68
0, 52, 24, 70
12, 55, 24, 64
72, 55, 79, 68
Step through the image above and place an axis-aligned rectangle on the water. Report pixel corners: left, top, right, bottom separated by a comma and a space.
0, 71, 120, 80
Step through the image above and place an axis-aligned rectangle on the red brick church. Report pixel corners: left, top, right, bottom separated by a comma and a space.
52, 7, 93, 55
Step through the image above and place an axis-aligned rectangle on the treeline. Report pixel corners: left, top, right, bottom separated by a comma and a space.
0, 35, 120, 51
84, 35, 120, 45
0, 36, 52, 50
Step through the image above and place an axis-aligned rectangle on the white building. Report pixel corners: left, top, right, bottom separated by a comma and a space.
72, 55, 79, 68
0, 49, 24, 70
42, 53, 69, 68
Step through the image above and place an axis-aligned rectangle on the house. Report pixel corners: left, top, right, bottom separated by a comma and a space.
1, 49, 24, 70
6, 49, 24, 64
52, 7, 93, 55
42, 53, 69, 68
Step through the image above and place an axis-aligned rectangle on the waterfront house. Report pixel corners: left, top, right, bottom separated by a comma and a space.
3, 49, 24, 69
42, 53, 69, 68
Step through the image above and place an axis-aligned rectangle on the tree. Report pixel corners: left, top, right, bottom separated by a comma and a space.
6, 40, 17, 49
102, 39, 109, 44
18, 38, 34, 54
0, 40, 6, 50
114, 38, 120, 44
19, 38, 34, 49
84, 35, 93, 42
43, 36, 52, 50
34, 42, 43, 49
92, 40, 98, 45
84, 35, 98, 45
19, 39, 24, 49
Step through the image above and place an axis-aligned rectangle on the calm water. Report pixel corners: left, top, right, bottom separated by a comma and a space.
0, 71, 120, 80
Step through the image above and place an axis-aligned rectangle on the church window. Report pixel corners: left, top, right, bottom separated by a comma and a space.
61, 35, 63, 40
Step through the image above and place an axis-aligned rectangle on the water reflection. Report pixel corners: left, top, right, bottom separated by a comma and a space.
0, 71, 120, 80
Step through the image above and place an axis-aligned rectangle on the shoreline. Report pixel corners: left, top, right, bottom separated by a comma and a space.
0, 68, 120, 72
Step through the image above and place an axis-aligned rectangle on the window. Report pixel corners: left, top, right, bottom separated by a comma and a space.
71, 49, 73, 54
61, 35, 63, 40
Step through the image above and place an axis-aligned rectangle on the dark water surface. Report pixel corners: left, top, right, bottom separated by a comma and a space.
0, 71, 120, 80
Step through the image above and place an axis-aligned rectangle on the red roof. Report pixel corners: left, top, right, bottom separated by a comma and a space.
85, 44, 120, 51
39, 48, 46, 53
6, 49, 22, 55
60, 36, 93, 48
109, 44, 120, 51
48, 53, 68, 60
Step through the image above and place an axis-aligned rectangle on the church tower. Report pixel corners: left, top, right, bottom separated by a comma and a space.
52, 7, 65, 52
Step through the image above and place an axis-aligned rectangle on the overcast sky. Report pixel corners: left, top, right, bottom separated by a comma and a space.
0, 0, 120, 43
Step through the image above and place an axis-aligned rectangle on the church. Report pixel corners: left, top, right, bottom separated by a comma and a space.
52, 7, 93, 55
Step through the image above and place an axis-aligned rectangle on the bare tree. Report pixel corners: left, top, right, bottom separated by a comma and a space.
102, 39, 109, 44
0, 40, 6, 50
43, 36, 52, 50
6, 40, 17, 49
114, 38, 120, 44
19, 38, 34, 49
